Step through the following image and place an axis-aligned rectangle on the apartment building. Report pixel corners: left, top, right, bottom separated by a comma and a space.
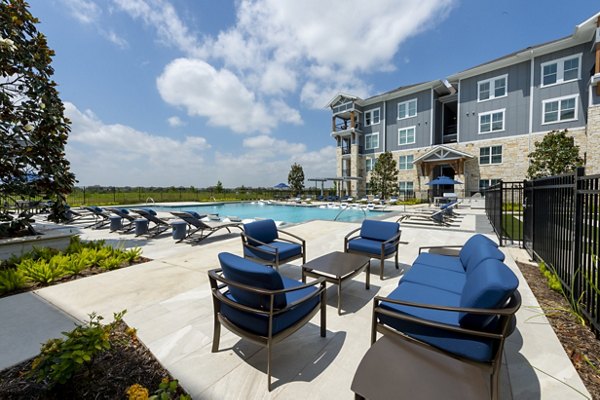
329, 13, 600, 198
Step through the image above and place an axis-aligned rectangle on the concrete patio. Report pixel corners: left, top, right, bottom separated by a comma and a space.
0, 208, 591, 399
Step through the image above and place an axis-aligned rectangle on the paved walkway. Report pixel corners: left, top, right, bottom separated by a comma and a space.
0, 208, 591, 399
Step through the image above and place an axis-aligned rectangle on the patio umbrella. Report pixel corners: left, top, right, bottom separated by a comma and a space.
426, 176, 463, 186
273, 183, 290, 189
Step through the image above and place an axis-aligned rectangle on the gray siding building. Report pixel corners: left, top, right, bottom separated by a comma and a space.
328, 12, 600, 198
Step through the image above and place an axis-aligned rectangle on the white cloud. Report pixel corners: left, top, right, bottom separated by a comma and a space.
203, 0, 456, 107
105, 30, 128, 48
167, 116, 185, 127
156, 58, 300, 134
243, 135, 306, 155
61, 0, 101, 24
64, 102, 210, 186
112, 0, 203, 57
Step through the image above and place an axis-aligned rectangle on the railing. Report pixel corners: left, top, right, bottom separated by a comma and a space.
485, 181, 524, 247
342, 146, 351, 155
486, 168, 600, 335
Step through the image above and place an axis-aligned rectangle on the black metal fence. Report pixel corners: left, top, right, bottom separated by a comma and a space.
484, 181, 524, 246
486, 168, 600, 335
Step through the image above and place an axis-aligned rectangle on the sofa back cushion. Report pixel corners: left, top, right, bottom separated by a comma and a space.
464, 245, 505, 274
360, 219, 399, 242
459, 234, 499, 266
459, 259, 519, 329
218, 252, 286, 309
244, 219, 279, 246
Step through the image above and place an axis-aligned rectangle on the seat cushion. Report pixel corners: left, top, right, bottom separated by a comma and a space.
348, 238, 397, 257
459, 259, 519, 330
184, 210, 203, 219
379, 282, 496, 362
464, 244, 505, 274
458, 234, 499, 266
244, 240, 302, 263
402, 264, 467, 294
360, 220, 399, 242
220, 276, 320, 336
218, 252, 286, 309
413, 253, 465, 273
244, 219, 279, 246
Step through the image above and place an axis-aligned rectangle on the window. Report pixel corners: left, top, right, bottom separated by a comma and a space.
398, 155, 414, 170
480, 146, 502, 165
398, 126, 416, 145
541, 54, 581, 87
477, 75, 507, 101
479, 179, 501, 191
397, 99, 417, 119
365, 132, 379, 150
365, 158, 376, 172
478, 109, 505, 133
542, 95, 577, 124
364, 108, 380, 126
399, 181, 414, 193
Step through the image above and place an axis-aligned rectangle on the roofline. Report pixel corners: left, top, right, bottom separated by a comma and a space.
448, 12, 600, 81
413, 145, 475, 163
324, 93, 361, 108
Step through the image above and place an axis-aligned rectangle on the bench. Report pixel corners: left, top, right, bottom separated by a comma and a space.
352, 234, 521, 400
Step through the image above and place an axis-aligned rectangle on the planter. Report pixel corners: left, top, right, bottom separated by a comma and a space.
0, 226, 78, 260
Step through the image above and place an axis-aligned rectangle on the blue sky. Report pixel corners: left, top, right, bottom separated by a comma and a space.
28, 0, 599, 188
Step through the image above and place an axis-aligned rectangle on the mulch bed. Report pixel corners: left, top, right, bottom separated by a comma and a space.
516, 260, 600, 399
0, 321, 188, 399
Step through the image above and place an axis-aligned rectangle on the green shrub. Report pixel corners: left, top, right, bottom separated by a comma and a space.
539, 262, 562, 292
30, 246, 60, 262
121, 247, 142, 263
98, 257, 123, 271
28, 310, 126, 386
19, 258, 67, 284
0, 268, 27, 294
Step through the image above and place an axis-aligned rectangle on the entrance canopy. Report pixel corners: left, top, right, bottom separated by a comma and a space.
413, 145, 474, 176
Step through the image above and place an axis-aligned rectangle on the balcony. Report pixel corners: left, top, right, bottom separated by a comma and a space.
342, 146, 351, 155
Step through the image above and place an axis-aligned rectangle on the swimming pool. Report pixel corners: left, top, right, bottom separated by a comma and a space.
155, 202, 387, 223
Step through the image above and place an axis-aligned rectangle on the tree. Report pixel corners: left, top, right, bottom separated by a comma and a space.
369, 152, 398, 200
215, 180, 223, 194
527, 130, 583, 179
0, 0, 75, 225
288, 163, 305, 195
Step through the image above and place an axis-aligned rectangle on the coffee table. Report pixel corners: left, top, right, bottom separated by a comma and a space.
301, 251, 371, 315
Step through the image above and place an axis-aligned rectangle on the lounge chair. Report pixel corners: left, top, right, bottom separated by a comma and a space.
208, 252, 327, 391
131, 208, 171, 237
170, 211, 242, 243
241, 219, 306, 269
344, 219, 401, 280
105, 207, 137, 232
82, 206, 112, 229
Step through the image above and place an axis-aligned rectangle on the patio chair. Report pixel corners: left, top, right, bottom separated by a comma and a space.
131, 208, 171, 237
241, 219, 306, 269
82, 206, 112, 229
170, 211, 242, 243
105, 207, 137, 231
209, 252, 327, 391
344, 219, 401, 280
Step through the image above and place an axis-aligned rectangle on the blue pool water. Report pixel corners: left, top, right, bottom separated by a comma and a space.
156, 202, 387, 223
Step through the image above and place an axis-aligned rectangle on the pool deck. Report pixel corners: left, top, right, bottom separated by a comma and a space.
0, 206, 591, 399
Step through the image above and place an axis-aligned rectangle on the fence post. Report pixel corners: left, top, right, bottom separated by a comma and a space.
498, 181, 504, 247
572, 167, 585, 300
83, 187, 86, 205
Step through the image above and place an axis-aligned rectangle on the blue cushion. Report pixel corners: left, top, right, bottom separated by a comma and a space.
464, 244, 505, 274
184, 210, 203, 219
220, 276, 319, 336
119, 208, 129, 214
458, 235, 499, 266
459, 259, 519, 330
413, 253, 465, 273
379, 282, 495, 362
360, 220, 399, 242
403, 264, 466, 294
244, 219, 279, 246
244, 241, 302, 262
348, 238, 397, 256
142, 208, 157, 216
218, 252, 286, 309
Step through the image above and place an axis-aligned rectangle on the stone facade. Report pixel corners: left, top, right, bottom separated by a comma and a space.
586, 105, 600, 175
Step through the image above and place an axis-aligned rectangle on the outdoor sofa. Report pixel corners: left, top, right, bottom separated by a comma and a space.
352, 234, 520, 400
